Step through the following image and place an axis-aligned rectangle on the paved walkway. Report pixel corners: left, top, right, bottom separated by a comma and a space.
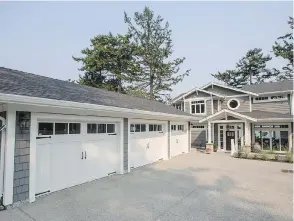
1, 151, 293, 221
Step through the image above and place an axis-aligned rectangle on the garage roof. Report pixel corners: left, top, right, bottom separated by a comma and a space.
242, 79, 294, 94
0, 67, 192, 117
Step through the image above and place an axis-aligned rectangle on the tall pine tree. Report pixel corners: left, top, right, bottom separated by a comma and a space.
272, 16, 293, 80
124, 6, 190, 101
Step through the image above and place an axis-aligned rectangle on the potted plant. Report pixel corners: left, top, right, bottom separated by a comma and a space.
213, 142, 218, 152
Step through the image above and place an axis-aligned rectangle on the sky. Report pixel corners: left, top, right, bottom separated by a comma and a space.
0, 1, 292, 97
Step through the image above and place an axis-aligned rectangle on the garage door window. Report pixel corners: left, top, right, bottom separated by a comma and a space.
107, 124, 115, 133
158, 125, 162, 132
87, 124, 97, 133
150, 124, 163, 132
178, 125, 184, 131
149, 124, 154, 132
98, 124, 107, 133
69, 123, 81, 134
141, 124, 146, 132
171, 125, 177, 131
55, 123, 68, 135
38, 123, 54, 135
131, 124, 146, 133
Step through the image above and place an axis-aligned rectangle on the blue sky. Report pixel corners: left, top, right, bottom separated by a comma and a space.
0, 1, 292, 97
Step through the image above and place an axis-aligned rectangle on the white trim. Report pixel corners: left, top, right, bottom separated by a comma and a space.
249, 96, 252, 112
127, 120, 130, 172
185, 97, 211, 102
256, 118, 293, 122
227, 98, 240, 111
172, 88, 224, 103
119, 118, 124, 175
200, 82, 259, 96
0, 116, 6, 200
190, 100, 207, 115
225, 94, 251, 98
199, 109, 257, 123
0, 93, 195, 121
217, 100, 221, 111
212, 120, 245, 123
29, 113, 37, 203
3, 104, 16, 205
253, 95, 288, 103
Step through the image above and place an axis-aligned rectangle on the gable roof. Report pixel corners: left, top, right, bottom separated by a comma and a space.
241, 79, 294, 94
0, 67, 192, 117
200, 82, 258, 96
172, 87, 224, 103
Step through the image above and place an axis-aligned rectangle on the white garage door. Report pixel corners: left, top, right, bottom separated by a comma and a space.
130, 120, 167, 169
36, 118, 121, 196
170, 122, 189, 157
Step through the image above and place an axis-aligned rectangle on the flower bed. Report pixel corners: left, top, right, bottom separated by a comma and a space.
232, 151, 293, 163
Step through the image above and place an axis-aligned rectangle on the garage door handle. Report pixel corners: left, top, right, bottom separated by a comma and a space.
108, 133, 117, 135
81, 152, 84, 160
36, 136, 51, 139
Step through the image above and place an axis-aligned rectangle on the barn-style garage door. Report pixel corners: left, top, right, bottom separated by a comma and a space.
35, 117, 121, 196
170, 122, 188, 157
129, 120, 167, 169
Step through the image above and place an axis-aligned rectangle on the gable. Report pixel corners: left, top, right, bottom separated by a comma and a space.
204, 85, 246, 96
185, 91, 211, 99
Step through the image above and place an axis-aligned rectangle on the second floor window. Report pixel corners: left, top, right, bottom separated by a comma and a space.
191, 100, 205, 114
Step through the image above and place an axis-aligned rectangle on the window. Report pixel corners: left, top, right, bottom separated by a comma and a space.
69, 123, 81, 134
87, 124, 97, 134
191, 100, 205, 114
158, 125, 162, 132
174, 104, 182, 110
178, 125, 184, 131
171, 125, 177, 131
38, 123, 53, 135
107, 124, 115, 133
149, 124, 154, 132
192, 125, 205, 129
135, 124, 141, 132
253, 95, 287, 103
130, 124, 135, 132
55, 123, 68, 135
227, 99, 240, 110
98, 124, 106, 133
141, 124, 146, 132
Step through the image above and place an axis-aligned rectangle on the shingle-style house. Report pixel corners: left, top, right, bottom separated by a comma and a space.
171, 80, 294, 152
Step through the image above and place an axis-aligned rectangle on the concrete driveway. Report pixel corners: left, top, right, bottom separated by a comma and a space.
1, 150, 293, 221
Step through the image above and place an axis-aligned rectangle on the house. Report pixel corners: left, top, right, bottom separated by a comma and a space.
171, 80, 294, 153
0, 67, 196, 206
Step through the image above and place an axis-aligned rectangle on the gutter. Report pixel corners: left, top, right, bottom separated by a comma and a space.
0, 93, 197, 121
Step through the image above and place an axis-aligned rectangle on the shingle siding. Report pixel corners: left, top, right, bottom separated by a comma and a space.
123, 118, 128, 172
13, 111, 30, 203
205, 85, 245, 96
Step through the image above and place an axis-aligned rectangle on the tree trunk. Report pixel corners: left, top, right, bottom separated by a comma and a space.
149, 71, 154, 100
249, 73, 252, 85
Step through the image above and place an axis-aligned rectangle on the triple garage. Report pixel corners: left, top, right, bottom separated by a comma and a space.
34, 115, 190, 197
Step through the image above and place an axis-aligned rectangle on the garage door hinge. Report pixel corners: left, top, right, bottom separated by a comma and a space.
108, 171, 116, 175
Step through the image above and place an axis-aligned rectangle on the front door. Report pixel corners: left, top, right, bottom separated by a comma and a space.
226, 131, 235, 151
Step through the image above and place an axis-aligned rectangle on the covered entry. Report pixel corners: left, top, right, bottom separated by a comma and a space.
199, 109, 257, 151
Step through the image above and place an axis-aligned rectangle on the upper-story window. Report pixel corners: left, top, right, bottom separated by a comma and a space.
191, 100, 205, 114
227, 99, 240, 110
174, 104, 182, 110
253, 95, 287, 103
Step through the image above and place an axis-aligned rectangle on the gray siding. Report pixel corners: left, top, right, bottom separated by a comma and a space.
123, 118, 128, 172
185, 91, 210, 99
13, 111, 30, 203
184, 101, 190, 113
213, 100, 219, 113
205, 85, 245, 96
168, 121, 171, 158
220, 96, 250, 113
252, 101, 290, 114
206, 100, 212, 116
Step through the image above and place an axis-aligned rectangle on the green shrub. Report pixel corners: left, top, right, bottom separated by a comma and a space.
261, 154, 268, 161
285, 152, 293, 163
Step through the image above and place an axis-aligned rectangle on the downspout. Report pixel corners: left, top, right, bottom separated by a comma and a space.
0, 116, 6, 210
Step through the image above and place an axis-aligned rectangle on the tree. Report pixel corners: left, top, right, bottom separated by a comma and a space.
272, 16, 293, 80
73, 33, 140, 92
211, 48, 272, 87
124, 6, 190, 101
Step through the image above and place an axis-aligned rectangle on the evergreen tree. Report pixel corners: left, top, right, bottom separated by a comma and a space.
272, 16, 293, 80
211, 48, 272, 87
124, 6, 190, 101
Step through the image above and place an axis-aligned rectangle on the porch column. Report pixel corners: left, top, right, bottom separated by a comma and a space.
3, 106, 16, 205
208, 121, 212, 143
244, 120, 251, 147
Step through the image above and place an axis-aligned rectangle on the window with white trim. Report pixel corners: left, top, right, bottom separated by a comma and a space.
253, 95, 287, 103
130, 124, 146, 133
192, 125, 205, 129
191, 100, 205, 114
178, 125, 184, 131
174, 104, 182, 110
171, 125, 177, 131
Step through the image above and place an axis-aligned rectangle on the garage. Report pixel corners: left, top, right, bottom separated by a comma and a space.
170, 122, 189, 157
191, 124, 207, 147
35, 116, 122, 196
129, 120, 167, 169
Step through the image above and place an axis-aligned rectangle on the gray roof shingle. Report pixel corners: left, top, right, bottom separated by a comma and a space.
0, 67, 192, 117
240, 110, 292, 119
242, 79, 293, 94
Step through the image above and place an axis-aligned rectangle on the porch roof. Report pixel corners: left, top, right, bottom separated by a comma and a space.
199, 110, 293, 123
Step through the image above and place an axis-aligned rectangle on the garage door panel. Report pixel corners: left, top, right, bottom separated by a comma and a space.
170, 122, 188, 157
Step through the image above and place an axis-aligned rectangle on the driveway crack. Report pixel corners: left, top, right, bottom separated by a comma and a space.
17, 207, 37, 221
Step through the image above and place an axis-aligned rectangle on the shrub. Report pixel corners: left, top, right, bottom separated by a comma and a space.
285, 152, 293, 163
261, 154, 268, 161
213, 142, 218, 152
